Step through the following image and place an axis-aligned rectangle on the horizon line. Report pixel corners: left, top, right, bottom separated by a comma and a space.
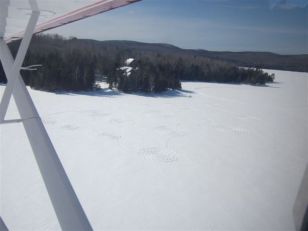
40, 33, 308, 56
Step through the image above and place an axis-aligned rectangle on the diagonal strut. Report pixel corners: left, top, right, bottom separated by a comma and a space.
0, 0, 93, 230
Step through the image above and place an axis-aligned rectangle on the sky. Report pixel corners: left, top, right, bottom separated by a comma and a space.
50, 0, 308, 54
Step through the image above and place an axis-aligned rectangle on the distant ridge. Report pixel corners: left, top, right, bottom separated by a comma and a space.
79, 39, 308, 73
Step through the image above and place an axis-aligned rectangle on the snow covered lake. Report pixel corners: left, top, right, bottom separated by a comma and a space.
0, 69, 307, 230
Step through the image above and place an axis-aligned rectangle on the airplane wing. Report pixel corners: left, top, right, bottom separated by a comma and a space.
0, 0, 140, 43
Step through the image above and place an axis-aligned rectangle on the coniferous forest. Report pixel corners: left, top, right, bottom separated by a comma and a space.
0, 34, 286, 93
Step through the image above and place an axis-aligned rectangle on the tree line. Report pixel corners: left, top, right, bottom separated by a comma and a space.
0, 34, 274, 93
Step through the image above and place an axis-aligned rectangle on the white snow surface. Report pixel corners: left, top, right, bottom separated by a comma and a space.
0, 69, 307, 230
120, 66, 133, 77
125, 58, 135, 66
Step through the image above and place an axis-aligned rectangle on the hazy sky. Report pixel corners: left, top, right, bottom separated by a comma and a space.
50, 0, 308, 54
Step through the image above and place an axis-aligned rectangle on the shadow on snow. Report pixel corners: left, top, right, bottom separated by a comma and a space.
54, 88, 194, 98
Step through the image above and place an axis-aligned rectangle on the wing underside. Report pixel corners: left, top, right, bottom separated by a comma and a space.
0, 0, 140, 43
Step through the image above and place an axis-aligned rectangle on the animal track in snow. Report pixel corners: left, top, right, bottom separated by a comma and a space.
139, 147, 178, 163
99, 132, 121, 141
210, 123, 249, 135
145, 110, 159, 115
62, 124, 79, 131
84, 110, 110, 118
214, 125, 228, 132
169, 130, 187, 138
109, 118, 123, 124
230, 127, 250, 135
238, 115, 261, 121
154, 125, 170, 132
43, 119, 56, 125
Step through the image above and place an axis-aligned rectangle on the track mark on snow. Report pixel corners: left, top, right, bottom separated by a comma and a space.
62, 124, 79, 131
43, 119, 56, 125
154, 125, 171, 132
139, 147, 178, 163
109, 118, 123, 124
169, 130, 187, 137
238, 115, 261, 121
83, 110, 111, 118
230, 127, 250, 135
99, 132, 121, 141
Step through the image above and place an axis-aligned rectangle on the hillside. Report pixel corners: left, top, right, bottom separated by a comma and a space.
2, 35, 305, 92
76, 39, 308, 72
0, 35, 276, 92
196, 50, 308, 73
11, 35, 307, 73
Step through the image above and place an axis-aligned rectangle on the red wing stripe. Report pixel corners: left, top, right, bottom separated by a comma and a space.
6, 0, 140, 43
37, 0, 113, 28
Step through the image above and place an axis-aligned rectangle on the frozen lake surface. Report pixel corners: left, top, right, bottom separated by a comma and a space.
0, 69, 307, 230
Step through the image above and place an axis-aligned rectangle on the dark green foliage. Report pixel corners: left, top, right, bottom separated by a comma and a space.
109, 58, 182, 93
10, 34, 96, 91
21, 49, 96, 91
198, 51, 308, 73
1, 34, 278, 91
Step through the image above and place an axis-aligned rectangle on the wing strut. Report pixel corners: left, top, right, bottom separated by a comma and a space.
0, 217, 8, 231
0, 1, 92, 230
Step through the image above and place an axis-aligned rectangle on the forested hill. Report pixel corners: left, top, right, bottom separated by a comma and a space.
0, 35, 301, 92
195, 50, 308, 73
79, 39, 308, 72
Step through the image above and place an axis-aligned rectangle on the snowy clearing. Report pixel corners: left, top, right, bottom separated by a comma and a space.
0, 69, 307, 230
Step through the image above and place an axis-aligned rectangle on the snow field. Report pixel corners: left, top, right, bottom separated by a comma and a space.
0, 69, 307, 230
